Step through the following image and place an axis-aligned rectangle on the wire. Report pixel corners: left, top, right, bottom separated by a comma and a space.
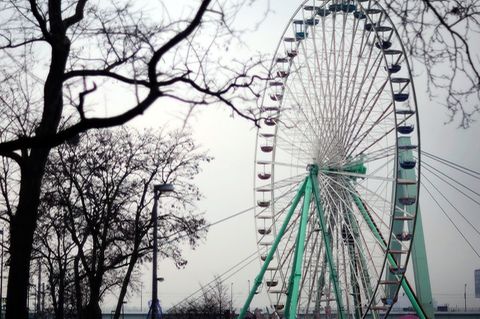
420, 172, 480, 238
165, 206, 256, 244
169, 250, 259, 310
422, 150, 480, 180
420, 176, 480, 259
422, 160, 480, 199
422, 162, 480, 206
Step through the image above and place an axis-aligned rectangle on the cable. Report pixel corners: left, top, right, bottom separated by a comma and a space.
421, 172, 480, 238
165, 206, 256, 244
420, 177, 480, 259
422, 163, 480, 206
422, 150, 480, 180
169, 250, 259, 310
422, 160, 480, 199
173, 253, 259, 310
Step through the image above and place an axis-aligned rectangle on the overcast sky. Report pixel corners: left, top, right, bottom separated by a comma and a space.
99, 0, 480, 313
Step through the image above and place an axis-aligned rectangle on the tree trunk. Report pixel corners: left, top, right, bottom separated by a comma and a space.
6, 157, 48, 319
83, 280, 102, 319
5, 36, 70, 318
113, 251, 139, 319
57, 267, 65, 319
74, 254, 83, 319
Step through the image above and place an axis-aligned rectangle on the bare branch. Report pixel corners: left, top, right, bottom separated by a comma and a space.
64, 0, 89, 28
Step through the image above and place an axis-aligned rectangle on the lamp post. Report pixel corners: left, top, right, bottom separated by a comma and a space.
230, 282, 233, 315
247, 280, 250, 313
147, 184, 174, 319
122, 301, 127, 319
0, 228, 3, 319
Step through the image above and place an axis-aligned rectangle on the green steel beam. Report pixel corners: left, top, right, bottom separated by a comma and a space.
343, 200, 378, 319
411, 208, 435, 318
285, 177, 313, 318
310, 166, 346, 319
352, 192, 428, 319
284, 218, 303, 318
238, 179, 307, 319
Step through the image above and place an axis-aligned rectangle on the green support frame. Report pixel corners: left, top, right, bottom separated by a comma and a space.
311, 166, 346, 319
240, 139, 435, 319
238, 179, 307, 319
352, 194, 428, 319
238, 166, 346, 319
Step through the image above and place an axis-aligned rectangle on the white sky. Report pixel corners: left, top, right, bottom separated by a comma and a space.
99, 0, 480, 313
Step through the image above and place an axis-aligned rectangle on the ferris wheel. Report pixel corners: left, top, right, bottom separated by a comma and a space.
242, 0, 423, 318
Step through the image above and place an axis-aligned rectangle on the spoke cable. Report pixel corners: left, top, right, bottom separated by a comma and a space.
420, 173, 480, 238
422, 151, 480, 180
420, 180, 480, 259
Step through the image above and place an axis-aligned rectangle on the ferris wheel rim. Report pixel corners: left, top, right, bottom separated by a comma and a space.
253, 0, 421, 316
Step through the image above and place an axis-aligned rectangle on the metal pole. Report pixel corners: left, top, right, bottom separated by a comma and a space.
0, 228, 3, 319
41, 283, 45, 314
238, 178, 308, 319
247, 280, 250, 313
230, 282, 233, 315
37, 259, 41, 316
150, 190, 159, 319
464, 283, 467, 312
148, 184, 173, 319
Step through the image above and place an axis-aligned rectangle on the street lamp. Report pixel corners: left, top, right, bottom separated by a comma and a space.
247, 280, 250, 312
147, 183, 174, 319
122, 301, 127, 319
0, 228, 4, 319
230, 282, 233, 314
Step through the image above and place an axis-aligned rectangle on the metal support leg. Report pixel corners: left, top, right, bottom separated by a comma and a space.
411, 207, 435, 318
352, 193, 428, 319
285, 177, 313, 318
311, 172, 346, 319
238, 179, 308, 319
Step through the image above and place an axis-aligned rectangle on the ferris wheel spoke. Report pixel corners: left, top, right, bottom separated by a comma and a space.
320, 179, 383, 286
275, 134, 314, 159
319, 49, 384, 163
339, 40, 382, 139
282, 80, 322, 145
344, 76, 390, 155
336, 18, 363, 141
303, 232, 322, 314
352, 113, 416, 158
345, 104, 395, 159
319, 174, 392, 236
321, 170, 395, 182
297, 214, 322, 312
297, 39, 328, 126
327, 144, 395, 169
317, 176, 382, 313
333, 12, 365, 150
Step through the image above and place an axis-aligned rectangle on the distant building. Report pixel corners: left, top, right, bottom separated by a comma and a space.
475, 269, 480, 298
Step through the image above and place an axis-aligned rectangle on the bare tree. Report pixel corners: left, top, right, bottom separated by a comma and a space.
383, 0, 480, 127
0, 1, 264, 318
35, 128, 210, 319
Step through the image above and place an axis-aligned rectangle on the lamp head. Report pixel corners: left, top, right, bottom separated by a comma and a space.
154, 184, 174, 194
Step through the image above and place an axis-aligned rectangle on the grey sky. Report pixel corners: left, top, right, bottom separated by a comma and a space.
97, 0, 480, 313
